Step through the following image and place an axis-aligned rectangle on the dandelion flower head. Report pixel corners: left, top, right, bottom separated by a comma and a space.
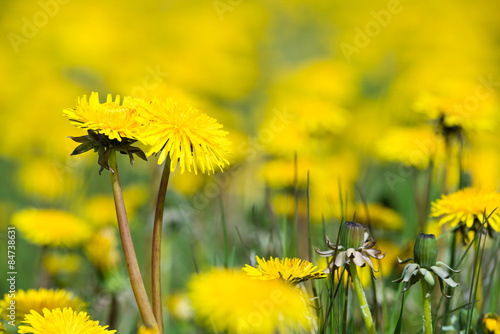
18, 308, 115, 334
63, 92, 146, 142
0, 289, 86, 323
12, 209, 92, 247
431, 188, 500, 232
243, 256, 327, 284
143, 97, 230, 175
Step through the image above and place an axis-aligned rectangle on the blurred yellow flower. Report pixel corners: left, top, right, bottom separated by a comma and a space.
63, 92, 146, 142
165, 293, 193, 321
84, 228, 120, 273
143, 98, 230, 174
483, 313, 500, 333
84, 195, 117, 228
188, 269, 311, 333
431, 188, 500, 232
376, 125, 445, 170
42, 253, 82, 276
414, 88, 499, 133
349, 203, 403, 230
18, 308, 115, 334
0, 289, 86, 324
18, 159, 75, 200
260, 158, 313, 189
243, 256, 327, 284
12, 209, 92, 247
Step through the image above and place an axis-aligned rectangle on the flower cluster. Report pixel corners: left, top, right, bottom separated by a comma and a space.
64, 92, 230, 175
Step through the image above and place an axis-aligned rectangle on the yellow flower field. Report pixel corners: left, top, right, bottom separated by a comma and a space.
1, 0, 500, 333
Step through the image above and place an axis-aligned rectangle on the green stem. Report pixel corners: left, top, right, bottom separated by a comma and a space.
421, 281, 433, 334
350, 263, 376, 334
152, 156, 172, 333
109, 150, 157, 328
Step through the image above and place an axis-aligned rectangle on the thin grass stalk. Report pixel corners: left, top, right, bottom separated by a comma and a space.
109, 150, 157, 328
220, 197, 229, 268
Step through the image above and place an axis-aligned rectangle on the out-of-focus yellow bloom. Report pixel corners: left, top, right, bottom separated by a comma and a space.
18, 308, 115, 334
376, 125, 445, 170
42, 253, 82, 276
122, 184, 148, 218
84, 195, 117, 228
375, 239, 406, 278
12, 209, 92, 247
483, 313, 500, 333
260, 158, 313, 189
143, 98, 230, 174
243, 256, 327, 284
464, 142, 500, 189
349, 203, 403, 230
266, 154, 359, 221
414, 87, 499, 133
188, 269, 311, 333
0, 289, 86, 324
431, 188, 500, 232
18, 159, 76, 200
85, 185, 147, 227
137, 326, 158, 334
63, 92, 147, 142
165, 293, 193, 321
84, 228, 120, 273
170, 172, 206, 196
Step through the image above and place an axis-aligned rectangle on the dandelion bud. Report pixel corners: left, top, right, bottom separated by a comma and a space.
341, 221, 367, 250
414, 233, 438, 268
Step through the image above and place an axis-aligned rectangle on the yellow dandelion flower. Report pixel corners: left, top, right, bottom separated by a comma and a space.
137, 325, 158, 334
431, 188, 500, 232
376, 125, 445, 170
188, 269, 311, 334
143, 98, 230, 175
0, 289, 86, 324
84, 228, 120, 273
12, 209, 92, 247
63, 92, 146, 142
18, 307, 115, 334
243, 256, 327, 284
42, 253, 82, 276
483, 313, 500, 333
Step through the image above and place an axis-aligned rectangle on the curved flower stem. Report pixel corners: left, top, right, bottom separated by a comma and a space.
109, 150, 157, 329
152, 156, 172, 333
349, 263, 376, 334
421, 281, 433, 334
